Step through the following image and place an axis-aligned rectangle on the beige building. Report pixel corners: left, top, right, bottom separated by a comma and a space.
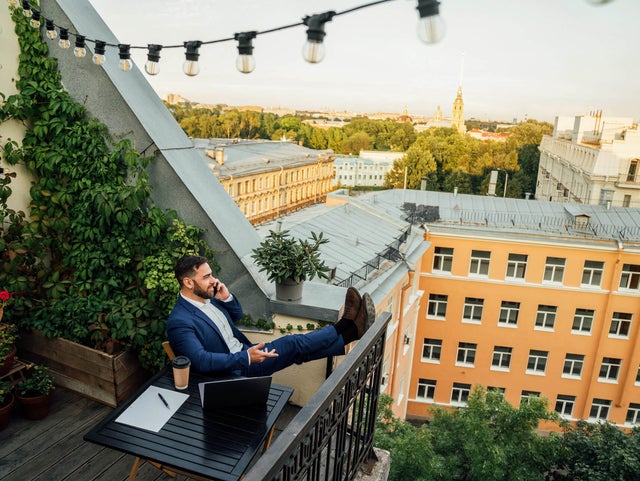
193, 139, 335, 225
537, 112, 640, 208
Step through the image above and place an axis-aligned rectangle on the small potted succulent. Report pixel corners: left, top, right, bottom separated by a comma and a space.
0, 379, 15, 430
251, 230, 330, 301
16, 364, 55, 420
0, 323, 18, 377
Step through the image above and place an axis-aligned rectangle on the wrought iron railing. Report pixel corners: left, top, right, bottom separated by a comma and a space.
243, 311, 391, 481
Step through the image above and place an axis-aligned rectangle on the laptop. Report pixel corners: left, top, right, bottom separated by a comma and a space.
198, 375, 272, 410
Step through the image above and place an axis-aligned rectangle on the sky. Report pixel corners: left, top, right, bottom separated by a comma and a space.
87, 0, 640, 123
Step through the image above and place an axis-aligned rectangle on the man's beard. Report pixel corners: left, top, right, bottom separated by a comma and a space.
193, 283, 213, 300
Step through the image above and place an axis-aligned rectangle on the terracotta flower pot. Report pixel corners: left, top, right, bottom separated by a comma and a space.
0, 345, 17, 377
0, 392, 15, 430
17, 391, 53, 420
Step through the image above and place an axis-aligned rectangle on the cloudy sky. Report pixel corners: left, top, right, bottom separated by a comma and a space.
88, 0, 639, 123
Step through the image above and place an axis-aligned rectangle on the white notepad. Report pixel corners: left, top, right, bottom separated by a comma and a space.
115, 386, 189, 432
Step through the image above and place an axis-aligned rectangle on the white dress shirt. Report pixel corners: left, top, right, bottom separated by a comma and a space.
182, 294, 243, 354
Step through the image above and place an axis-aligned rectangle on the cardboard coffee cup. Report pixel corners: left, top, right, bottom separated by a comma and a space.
172, 356, 191, 390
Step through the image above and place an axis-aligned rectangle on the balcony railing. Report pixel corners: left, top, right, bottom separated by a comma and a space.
243, 311, 391, 481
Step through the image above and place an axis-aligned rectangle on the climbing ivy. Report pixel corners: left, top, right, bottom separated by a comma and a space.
0, 4, 215, 371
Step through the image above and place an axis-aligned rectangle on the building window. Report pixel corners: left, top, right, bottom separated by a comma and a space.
543, 257, 566, 283
572, 308, 594, 335
456, 342, 477, 367
555, 395, 576, 418
487, 386, 506, 395
535, 305, 557, 331
589, 398, 611, 421
498, 301, 520, 327
469, 250, 490, 276
620, 264, 640, 290
462, 298, 483, 324
416, 379, 436, 401
581, 260, 604, 287
623, 195, 631, 208
526, 349, 548, 375
506, 253, 527, 280
609, 312, 632, 338
422, 338, 442, 363
521, 390, 540, 404
427, 294, 448, 319
637, 366, 640, 386
491, 346, 512, 371
627, 159, 638, 182
626, 403, 640, 425
433, 247, 453, 273
599, 357, 622, 382
451, 382, 471, 405
562, 353, 585, 378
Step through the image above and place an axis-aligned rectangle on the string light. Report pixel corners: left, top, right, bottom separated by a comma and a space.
302, 11, 335, 64
73, 34, 87, 58
235, 31, 256, 74
58, 27, 70, 49
92, 40, 106, 65
118, 44, 133, 71
21, 0, 32, 18
416, 0, 446, 44
45, 18, 58, 40
145, 44, 162, 75
29, 9, 40, 28
182, 41, 202, 76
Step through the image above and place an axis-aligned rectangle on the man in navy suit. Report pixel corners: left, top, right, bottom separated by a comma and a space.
167, 255, 375, 376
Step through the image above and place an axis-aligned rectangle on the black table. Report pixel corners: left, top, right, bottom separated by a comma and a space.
84, 367, 293, 481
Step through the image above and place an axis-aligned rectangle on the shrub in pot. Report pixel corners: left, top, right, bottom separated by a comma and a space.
16, 364, 55, 420
0, 323, 18, 376
0, 379, 15, 430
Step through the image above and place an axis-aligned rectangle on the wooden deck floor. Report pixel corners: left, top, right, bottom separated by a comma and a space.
0, 386, 299, 481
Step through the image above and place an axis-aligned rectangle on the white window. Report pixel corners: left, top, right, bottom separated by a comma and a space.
609, 312, 632, 338
456, 342, 477, 367
589, 398, 611, 421
422, 338, 442, 363
555, 395, 576, 418
562, 353, 585, 379
535, 305, 557, 331
451, 383, 471, 405
433, 247, 453, 273
462, 298, 483, 324
626, 403, 640, 425
491, 346, 512, 371
526, 350, 548, 375
581, 260, 604, 287
506, 253, 527, 280
427, 294, 448, 319
599, 357, 622, 382
637, 366, 640, 386
620, 264, 640, 290
469, 250, 490, 276
543, 257, 566, 283
416, 378, 436, 401
498, 301, 520, 327
572, 309, 594, 335
520, 391, 540, 404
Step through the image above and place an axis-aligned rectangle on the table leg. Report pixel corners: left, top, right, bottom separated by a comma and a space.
128, 457, 143, 481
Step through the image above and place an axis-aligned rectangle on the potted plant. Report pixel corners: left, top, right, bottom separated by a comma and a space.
251, 230, 330, 301
16, 364, 55, 420
0, 322, 18, 376
0, 379, 15, 430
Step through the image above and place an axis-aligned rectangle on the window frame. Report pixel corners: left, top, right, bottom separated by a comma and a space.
581, 260, 604, 287
427, 294, 448, 319
589, 398, 611, 421
620, 263, 640, 290
506, 253, 527, 280
609, 312, 632, 338
555, 394, 576, 418
451, 382, 471, 405
416, 378, 436, 401
421, 338, 442, 363
572, 308, 595, 335
562, 353, 585, 379
469, 250, 490, 276
498, 301, 520, 327
456, 342, 477, 367
462, 297, 484, 324
526, 349, 549, 375
598, 357, 622, 383
543, 256, 566, 284
433, 247, 454, 273
534, 304, 557, 331
491, 346, 513, 371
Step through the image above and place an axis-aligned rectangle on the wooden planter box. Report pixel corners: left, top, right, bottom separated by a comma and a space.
18, 331, 151, 407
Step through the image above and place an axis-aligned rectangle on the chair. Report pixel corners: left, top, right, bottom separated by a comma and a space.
162, 340, 176, 361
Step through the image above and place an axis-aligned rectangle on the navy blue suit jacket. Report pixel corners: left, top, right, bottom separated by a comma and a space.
167, 294, 251, 374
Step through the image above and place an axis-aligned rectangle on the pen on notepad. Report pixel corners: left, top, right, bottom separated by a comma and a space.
158, 392, 170, 409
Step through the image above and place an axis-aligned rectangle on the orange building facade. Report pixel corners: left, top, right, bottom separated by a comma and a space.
406, 230, 640, 430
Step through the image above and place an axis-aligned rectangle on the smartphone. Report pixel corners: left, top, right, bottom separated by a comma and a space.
213, 284, 218, 296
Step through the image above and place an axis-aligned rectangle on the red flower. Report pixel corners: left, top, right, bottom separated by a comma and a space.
0, 290, 17, 308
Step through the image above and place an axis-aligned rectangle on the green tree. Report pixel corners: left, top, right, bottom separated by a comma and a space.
341, 131, 373, 155
385, 137, 437, 188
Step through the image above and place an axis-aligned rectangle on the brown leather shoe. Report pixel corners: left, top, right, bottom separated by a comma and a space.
354, 292, 376, 339
343, 287, 361, 321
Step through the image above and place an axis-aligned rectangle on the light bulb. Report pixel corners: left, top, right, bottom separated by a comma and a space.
8, 0, 18, 6
236, 54, 255, 74
118, 44, 133, 71
302, 40, 325, 63
416, 0, 446, 44
29, 10, 40, 28
182, 41, 202, 76
21, 0, 31, 18
92, 40, 106, 65
234, 31, 257, 74
74, 35, 86, 58
145, 44, 162, 75
302, 12, 334, 64
58, 28, 70, 49
585, 0, 614, 4
45, 19, 57, 39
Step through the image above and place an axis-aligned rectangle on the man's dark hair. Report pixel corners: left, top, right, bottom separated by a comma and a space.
175, 255, 209, 285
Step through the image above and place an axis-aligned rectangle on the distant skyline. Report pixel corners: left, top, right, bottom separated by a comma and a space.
87, 0, 640, 123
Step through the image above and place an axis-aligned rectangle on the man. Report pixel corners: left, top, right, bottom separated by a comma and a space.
167, 255, 375, 376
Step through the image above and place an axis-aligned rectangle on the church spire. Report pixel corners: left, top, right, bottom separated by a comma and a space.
451, 53, 466, 134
